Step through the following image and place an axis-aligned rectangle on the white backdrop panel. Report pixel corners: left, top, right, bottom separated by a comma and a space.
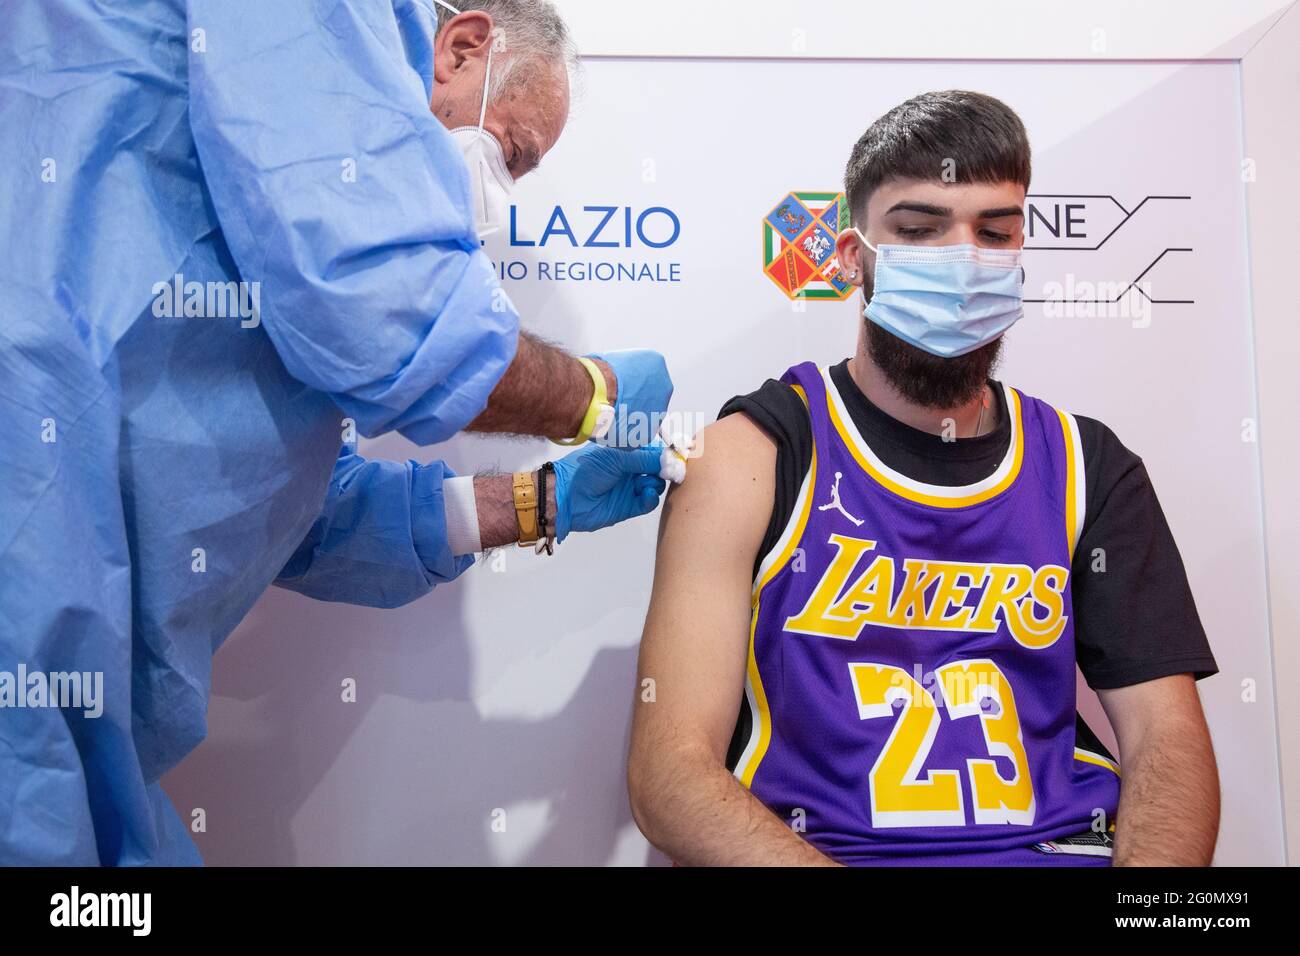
164, 57, 1281, 866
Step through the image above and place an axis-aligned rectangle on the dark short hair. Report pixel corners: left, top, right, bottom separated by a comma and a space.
844, 90, 1031, 223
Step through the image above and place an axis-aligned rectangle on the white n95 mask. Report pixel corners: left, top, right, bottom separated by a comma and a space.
851, 227, 1024, 358
452, 125, 512, 238
448, 29, 512, 238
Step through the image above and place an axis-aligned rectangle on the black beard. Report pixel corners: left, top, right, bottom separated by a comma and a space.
865, 317, 1004, 410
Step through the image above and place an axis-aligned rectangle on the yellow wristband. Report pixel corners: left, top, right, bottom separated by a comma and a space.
552, 357, 610, 446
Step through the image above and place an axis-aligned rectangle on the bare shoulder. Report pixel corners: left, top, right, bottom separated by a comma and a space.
694, 410, 776, 463
659, 412, 776, 555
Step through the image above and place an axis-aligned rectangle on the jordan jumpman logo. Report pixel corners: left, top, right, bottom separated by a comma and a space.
818, 471, 864, 526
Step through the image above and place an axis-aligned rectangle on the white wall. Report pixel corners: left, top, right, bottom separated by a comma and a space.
1241, 2, 1300, 866
550, 0, 1290, 59
163, 3, 1293, 866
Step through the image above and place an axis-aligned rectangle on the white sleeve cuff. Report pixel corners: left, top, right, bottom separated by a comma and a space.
443, 475, 482, 556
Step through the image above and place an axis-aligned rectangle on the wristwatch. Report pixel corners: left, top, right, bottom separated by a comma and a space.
512, 471, 538, 548
552, 356, 614, 445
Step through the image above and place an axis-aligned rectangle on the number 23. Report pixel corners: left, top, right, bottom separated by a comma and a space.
849, 659, 1035, 828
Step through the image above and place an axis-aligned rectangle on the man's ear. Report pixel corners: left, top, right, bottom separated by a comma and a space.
432, 11, 495, 82
835, 229, 868, 289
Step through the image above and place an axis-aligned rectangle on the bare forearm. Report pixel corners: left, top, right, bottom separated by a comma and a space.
467, 332, 615, 440
473, 471, 558, 550
1112, 724, 1219, 866
629, 745, 840, 867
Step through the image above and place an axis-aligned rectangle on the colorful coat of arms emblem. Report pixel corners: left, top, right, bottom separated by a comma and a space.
762, 191, 853, 301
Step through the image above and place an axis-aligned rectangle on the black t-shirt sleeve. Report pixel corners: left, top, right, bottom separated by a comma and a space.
718, 379, 811, 578
1071, 417, 1218, 689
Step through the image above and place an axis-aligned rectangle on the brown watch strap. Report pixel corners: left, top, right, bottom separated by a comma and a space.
512, 471, 539, 546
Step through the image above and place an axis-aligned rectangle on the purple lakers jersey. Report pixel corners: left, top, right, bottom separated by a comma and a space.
734, 362, 1120, 865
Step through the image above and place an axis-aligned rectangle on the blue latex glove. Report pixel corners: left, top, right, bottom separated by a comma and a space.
553, 444, 668, 541
588, 349, 673, 447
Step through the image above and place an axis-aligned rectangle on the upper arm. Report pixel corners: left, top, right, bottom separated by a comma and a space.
1096, 674, 1209, 760
630, 413, 777, 768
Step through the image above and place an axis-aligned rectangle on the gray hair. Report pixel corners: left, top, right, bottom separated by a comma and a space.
434, 0, 581, 101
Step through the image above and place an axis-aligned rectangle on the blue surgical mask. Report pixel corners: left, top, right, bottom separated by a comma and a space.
851, 226, 1024, 358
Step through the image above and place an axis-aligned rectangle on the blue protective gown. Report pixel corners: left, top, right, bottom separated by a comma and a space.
0, 0, 516, 864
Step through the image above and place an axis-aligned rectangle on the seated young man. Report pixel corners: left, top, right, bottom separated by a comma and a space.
627, 91, 1220, 867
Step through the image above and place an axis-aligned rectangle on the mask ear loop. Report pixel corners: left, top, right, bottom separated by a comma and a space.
841, 226, 876, 308
474, 41, 514, 195
849, 225, 879, 256
841, 226, 876, 285
476, 41, 494, 138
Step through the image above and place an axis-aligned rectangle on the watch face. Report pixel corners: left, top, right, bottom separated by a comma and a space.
591, 403, 615, 440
